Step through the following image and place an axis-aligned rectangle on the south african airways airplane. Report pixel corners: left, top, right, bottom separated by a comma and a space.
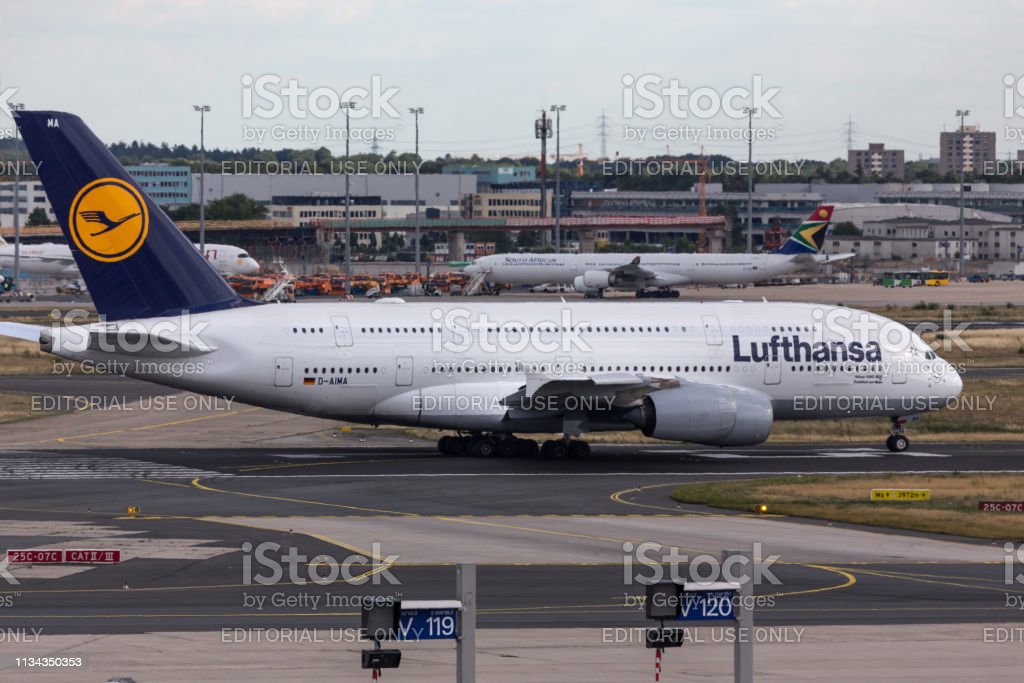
0, 111, 961, 455
464, 207, 854, 297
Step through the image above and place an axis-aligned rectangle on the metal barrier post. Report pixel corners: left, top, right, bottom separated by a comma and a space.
456, 563, 476, 683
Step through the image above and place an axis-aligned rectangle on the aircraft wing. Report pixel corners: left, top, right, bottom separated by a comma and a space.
815, 252, 856, 263
0, 322, 46, 343
609, 256, 660, 280
505, 370, 680, 411
594, 256, 691, 287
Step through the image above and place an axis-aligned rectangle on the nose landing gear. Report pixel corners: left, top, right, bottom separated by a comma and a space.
885, 416, 913, 452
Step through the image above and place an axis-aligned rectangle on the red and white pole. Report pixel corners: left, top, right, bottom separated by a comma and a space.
654, 647, 662, 681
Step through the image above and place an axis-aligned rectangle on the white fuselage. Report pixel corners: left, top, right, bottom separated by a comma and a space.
43, 301, 961, 439
0, 242, 259, 278
467, 252, 818, 288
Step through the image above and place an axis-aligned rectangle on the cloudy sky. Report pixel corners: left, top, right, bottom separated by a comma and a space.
3, 0, 1022, 162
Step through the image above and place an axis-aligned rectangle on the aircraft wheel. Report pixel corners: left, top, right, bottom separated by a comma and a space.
448, 436, 467, 456
471, 436, 497, 457
497, 438, 519, 458
885, 435, 910, 452
437, 435, 453, 455
568, 440, 591, 459
542, 440, 569, 459
517, 439, 540, 458
670, 290, 680, 298
635, 291, 645, 299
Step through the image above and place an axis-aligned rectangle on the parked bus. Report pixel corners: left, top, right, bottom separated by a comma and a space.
881, 271, 918, 287
922, 270, 950, 286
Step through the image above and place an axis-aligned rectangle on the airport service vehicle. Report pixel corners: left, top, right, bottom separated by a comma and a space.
0, 235, 259, 277
0, 111, 962, 456
463, 207, 854, 298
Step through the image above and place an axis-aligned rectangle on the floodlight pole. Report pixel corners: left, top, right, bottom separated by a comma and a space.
743, 107, 758, 254
551, 105, 565, 251
193, 105, 210, 255
10, 103, 24, 290
956, 108, 970, 280
410, 107, 424, 277
340, 101, 354, 284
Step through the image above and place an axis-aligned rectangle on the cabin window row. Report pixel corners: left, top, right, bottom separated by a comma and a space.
356, 325, 686, 334
430, 364, 731, 374
305, 366, 379, 374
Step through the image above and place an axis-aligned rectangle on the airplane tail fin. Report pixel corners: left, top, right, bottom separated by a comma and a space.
13, 110, 255, 320
774, 205, 834, 255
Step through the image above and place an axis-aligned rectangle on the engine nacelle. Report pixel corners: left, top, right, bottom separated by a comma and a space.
579, 270, 617, 289
637, 384, 773, 446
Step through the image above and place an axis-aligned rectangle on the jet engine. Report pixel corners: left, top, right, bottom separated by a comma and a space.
577, 270, 619, 290
634, 384, 773, 446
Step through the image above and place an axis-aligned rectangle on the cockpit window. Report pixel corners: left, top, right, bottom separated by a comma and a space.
237, 252, 249, 259
926, 351, 937, 360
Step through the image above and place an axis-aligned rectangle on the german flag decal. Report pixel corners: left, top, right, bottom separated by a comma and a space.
303, 377, 316, 386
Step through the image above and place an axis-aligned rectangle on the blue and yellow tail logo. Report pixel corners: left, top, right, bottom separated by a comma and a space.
69, 178, 149, 262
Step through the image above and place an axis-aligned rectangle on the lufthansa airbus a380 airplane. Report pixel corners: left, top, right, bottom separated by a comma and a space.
464, 207, 853, 297
0, 111, 961, 455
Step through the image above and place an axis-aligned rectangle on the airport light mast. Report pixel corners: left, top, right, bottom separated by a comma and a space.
192, 105, 210, 256
743, 106, 758, 254
409, 107, 424, 277
956, 108, 970, 280
10, 102, 24, 291
340, 101, 355, 285
551, 105, 566, 252
535, 112, 552, 244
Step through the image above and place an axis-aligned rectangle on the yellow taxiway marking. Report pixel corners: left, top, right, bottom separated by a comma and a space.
236, 458, 409, 473
190, 478, 414, 517
609, 480, 784, 518
836, 565, 1024, 595
128, 407, 261, 432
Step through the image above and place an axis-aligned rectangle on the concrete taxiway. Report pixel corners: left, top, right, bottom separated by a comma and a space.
0, 383, 1021, 681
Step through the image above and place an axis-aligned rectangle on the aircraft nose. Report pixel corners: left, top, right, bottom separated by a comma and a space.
243, 258, 260, 274
464, 263, 481, 275
946, 363, 963, 398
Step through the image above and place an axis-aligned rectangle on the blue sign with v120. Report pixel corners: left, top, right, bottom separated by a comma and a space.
677, 589, 736, 622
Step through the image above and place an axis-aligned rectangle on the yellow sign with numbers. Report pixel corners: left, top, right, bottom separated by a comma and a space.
871, 489, 931, 501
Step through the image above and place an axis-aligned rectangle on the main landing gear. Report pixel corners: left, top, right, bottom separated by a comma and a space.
635, 288, 680, 299
885, 416, 911, 452
437, 434, 590, 459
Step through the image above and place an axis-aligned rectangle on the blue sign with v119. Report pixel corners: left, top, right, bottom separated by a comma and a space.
677, 589, 736, 622
397, 607, 459, 641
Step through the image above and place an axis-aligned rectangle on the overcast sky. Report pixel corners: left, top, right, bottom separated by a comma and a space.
3, 0, 1023, 162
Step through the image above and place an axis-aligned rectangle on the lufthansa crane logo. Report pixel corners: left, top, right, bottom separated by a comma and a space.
69, 178, 149, 262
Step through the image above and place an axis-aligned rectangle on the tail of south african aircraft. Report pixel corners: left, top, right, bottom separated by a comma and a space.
13, 111, 254, 320
774, 205, 834, 255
